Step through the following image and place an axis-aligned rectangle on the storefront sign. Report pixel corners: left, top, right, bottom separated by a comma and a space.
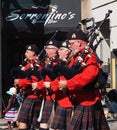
2, 0, 81, 34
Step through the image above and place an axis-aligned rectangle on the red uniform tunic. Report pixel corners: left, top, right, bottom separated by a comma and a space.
51, 76, 73, 108
36, 61, 58, 100
37, 75, 55, 100
50, 52, 101, 107
50, 59, 75, 108
17, 62, 43, 99
67, 52, 101, 106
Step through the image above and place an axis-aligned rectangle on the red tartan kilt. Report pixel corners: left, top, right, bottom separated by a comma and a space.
69, 101, 110, 130
17, 97, 42, 127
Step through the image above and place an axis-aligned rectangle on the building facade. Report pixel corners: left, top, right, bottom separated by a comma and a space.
91, 0, 117, 89
0, 0, 82, 117
0, 0, 117, 117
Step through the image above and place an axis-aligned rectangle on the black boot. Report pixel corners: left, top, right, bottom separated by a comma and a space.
39, 128, 49, 130
18, 129, 27, 130
29, 124, 35, 130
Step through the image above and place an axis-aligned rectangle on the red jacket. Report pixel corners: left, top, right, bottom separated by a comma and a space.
17, 62, 43, 99
67, 52, 101, 106
50, 76, 73, 108
36, 60, 72, 102
50, 59, 75, 108
37, 75, 55, 100
50, 52, 101, 106
36, 61, 59, 100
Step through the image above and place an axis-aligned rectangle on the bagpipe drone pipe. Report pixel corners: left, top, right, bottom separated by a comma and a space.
11, 10, 111, 90
10, 31, 60, 96
10, 58, 43, 95
10, 58, 43, 80
10, 30, 59, 82
48, 10, 112, 89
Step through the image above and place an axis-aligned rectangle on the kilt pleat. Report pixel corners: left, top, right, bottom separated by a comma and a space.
51, 105, 72, 130
28, 98, 42, 126
69, 101, 110, 130
17, 97, 42, 127
40, 100, 54, 123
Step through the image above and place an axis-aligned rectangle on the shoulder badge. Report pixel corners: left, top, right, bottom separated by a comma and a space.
72, 33, 77, 39
28, 46, 31, 49
49, 41, 53, 45
62, 41, 67, 47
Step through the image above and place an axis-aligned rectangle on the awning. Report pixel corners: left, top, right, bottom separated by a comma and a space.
2, 0, 81, 37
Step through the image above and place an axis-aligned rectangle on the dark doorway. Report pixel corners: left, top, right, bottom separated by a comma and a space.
1, 0, 81, 108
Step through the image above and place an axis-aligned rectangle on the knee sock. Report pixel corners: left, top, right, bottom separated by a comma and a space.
18, 129, 27, 130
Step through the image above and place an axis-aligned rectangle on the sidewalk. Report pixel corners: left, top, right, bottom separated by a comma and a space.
0, 118, 117, 130
0, 119, 7, 130
102, 98, 117, 130
0, 112, 117, 130
107, 117, 117, 130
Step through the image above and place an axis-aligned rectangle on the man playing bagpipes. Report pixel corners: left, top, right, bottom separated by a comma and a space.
57, 29, 110, 130
39, 26, 110, 129
44, 40, 74, 130
14, 44, 43, 130
32, 40, 74, 130
32, 39, 60, 130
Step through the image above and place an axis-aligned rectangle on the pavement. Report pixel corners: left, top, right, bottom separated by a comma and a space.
106, 111, 117, 130
108, 119, 117, 130
0, 98, 117, 130
0, 119, 7, 130
0, 116, 117, 130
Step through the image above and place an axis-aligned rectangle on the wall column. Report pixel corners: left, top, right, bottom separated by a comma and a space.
0, 0, 2, 118
81, 0, 92, 20
111, 58, 116, 89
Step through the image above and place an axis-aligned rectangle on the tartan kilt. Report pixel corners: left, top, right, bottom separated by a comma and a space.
69, 101, 110, 130
40, 99, 54, 123
51, 105, 72, 130
17, 97, 42, 127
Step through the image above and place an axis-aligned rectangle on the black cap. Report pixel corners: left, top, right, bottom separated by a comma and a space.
66, 29, 88, 42
26, 45, 40, 55
46, 40, 60, 48
60, 41, 70, 50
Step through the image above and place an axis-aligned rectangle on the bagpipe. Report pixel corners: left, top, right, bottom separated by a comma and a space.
38, 30, 59, 63
11, 10, 112, 93
10, 31, 59, 96
10, 58, 42, 80
21, 30, 58, 80
10, 58, 42, 96
51, 10, 112, 89
35, 30, 60, 81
